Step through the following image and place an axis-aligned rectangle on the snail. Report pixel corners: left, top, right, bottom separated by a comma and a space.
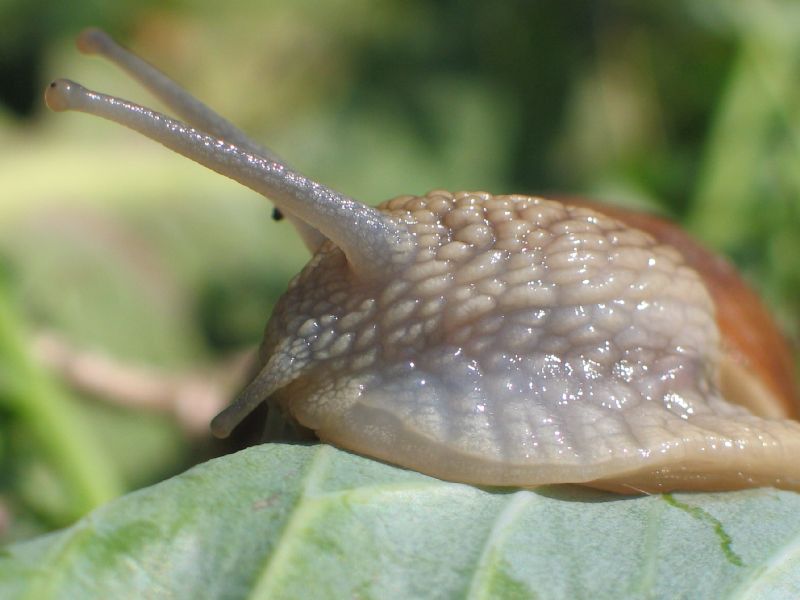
45, 28, 800, 494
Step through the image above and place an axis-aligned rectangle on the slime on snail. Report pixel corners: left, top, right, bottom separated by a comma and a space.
46, 28, 800, 494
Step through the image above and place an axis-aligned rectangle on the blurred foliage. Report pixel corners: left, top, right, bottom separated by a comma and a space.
0, 0, 799, 543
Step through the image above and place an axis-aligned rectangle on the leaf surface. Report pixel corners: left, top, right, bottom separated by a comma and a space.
2, 444, 800, 600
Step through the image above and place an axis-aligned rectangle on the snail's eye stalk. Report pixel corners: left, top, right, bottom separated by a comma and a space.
62, 28, 330, 250
45, 30, 414, 279
74, 27, 279, 162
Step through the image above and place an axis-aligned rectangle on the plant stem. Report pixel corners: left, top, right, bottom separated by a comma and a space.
0, 287, 122, 520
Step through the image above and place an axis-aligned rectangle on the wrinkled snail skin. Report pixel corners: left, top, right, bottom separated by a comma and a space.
569, 199, 798, 422
46, 29, 800, 494
257, 191, 800, 494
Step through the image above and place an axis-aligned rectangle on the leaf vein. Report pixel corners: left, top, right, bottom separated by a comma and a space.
729, 530, 800, 599
464, 491, 535, 600
246, 445, 333, 600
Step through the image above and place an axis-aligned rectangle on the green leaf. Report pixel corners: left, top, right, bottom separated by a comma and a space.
2, 444, 800, 599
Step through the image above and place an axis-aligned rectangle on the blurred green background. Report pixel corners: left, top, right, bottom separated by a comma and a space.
1, 0, 799, 542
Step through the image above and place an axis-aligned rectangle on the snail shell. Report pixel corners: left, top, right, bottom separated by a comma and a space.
46, 29, 800, 493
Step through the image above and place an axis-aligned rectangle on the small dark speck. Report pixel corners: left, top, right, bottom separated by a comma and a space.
272, 208, 284, 222
252, 492, 281, 511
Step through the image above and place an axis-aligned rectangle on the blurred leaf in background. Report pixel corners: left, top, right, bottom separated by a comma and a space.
0, 0, 798, 544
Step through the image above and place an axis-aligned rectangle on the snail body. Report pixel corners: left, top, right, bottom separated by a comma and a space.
46, 30, 800, 493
